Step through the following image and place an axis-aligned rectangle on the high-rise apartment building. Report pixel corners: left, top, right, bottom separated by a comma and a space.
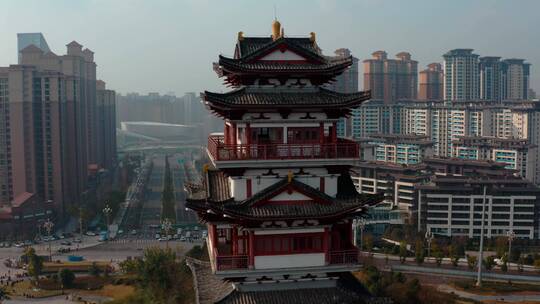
418, 63, 443, 101
502, 59, 531, 100
363, 51, 417, 104
326, 48, 359, 137
350, 100, 403, 139
0, 34, 116, 237
443, 49, 480, 100
479, 56, 503, 101
96, 80, 117, 171
17, 33, 50, 62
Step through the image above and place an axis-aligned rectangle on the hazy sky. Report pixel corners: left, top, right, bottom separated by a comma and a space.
1, 0, 539, 95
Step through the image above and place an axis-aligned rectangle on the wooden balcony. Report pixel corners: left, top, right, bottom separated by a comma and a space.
208, 135, 359, 161
329, 249, 360, 265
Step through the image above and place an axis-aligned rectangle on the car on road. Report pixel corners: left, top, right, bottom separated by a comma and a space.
118, 229, 124, 235
14, 243, 24, 248
158, 237, 168, 242
155, 234, 161, 239
60, 240, 72, 246
130, 229, 137, 235
86, 231, 97, 236
180, 236, 186, 242
73, 238, 82, 243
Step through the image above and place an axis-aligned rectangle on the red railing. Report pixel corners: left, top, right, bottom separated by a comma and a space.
208, 135, 359, 161
329, 249, 360, 265
215, 255, 249, 271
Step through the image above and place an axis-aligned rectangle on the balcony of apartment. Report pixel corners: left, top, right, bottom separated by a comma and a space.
207, 134, 358, 167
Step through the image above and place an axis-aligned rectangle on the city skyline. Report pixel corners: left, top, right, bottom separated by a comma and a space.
1, 0, 539, 95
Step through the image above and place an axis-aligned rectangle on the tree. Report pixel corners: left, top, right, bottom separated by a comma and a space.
24, 247, 43, 286
448, 244, 460, 267
431, 242, 443, 267
484, 256, 495, 271
399, 241, 408, 263
59, 269, 75, 290
466, 255, 477, 270
501, 254, 508, 272
137, 246, 183, 302
364, 234, 374, 252
495, 236, 507, 258
415, 239, 424, 265
89, 262, 101, 277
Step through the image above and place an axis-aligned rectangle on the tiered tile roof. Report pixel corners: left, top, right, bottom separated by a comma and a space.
186, 169, 381, 221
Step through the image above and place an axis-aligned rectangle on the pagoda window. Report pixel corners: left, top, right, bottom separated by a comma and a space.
287, 127, 320, 144
250, 127, 283, 144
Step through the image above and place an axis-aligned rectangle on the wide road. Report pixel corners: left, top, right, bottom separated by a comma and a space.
139, 156, 165, 229
171, 153, 197, 224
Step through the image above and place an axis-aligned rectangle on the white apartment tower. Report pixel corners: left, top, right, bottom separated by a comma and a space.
443, 49, 480, 101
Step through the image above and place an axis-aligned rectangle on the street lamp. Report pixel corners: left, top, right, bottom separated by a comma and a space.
162, 218, 172, 248
43, 219, 54, 261
506, 229, 516, 269
103, 204, 112, 241
425, 230, 434, 258
476, 184, 487, 287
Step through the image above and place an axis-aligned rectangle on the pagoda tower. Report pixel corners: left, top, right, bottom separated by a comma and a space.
186, 21, 382, 301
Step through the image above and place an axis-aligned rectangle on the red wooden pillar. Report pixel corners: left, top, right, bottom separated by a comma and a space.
332, 122, 337, 143
231, 123, 237, 144
246, 123, 251, 145
323, 227, 330, 265
319, 122, 324, 144
211, 224, 218, 252
319, 177, 325, 192
232, 226, 238, 255
246, 123, 251, 158
246, 178, 252, 198
224, 123, 230, 144
248, 231, 255, 269
348, 221, 354, 246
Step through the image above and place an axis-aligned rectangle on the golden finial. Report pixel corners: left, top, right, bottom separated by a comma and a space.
287, 171, 293, 183
203, 164, 209, 173
272, 19, 281, 41
310, 32, 316, 42
238, 31, 244, 41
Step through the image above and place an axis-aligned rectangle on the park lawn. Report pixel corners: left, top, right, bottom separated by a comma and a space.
5, 275, 135, 299
453, 280, 540, 294
79, 283, 135, 301
42, 261, 110, 273
4, 280, 62, 298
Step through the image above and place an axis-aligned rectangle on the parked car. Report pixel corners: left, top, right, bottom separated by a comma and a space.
86, 231, 96, 236
158, 237, 168, 242
130, 229, 137, 235
72, 238, 82, 243
180, 236, 186, 242
60, 240, 72, 246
